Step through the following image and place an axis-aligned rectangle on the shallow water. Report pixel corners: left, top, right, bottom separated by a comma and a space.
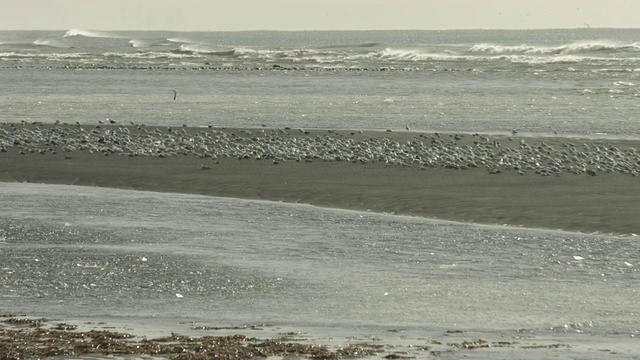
2, 68, 640, 138
1, 182, 638, 358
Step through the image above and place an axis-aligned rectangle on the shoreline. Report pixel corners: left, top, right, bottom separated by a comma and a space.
2, 123, 639, 235
2, 314, 606, 359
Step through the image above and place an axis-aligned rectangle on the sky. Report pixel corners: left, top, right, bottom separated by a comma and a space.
0, 0, 638, 31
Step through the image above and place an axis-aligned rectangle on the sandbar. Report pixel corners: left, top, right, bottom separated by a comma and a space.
1, 123, 639, 235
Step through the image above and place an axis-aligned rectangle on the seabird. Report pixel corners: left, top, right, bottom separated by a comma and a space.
173, 90, 178, 100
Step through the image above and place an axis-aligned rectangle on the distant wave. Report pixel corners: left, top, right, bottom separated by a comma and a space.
167, 44, 237, 57
166, 37, 193, 44
171, 45, 322, 59
469, 43, 551, 55
378, 48, 463, 62
559, 40, 640, 54
0, 51, 84, 60
128, 38, 169, 48
87, 46, 640, 67
0, 42, 35, 48
320, 42, 381, 49
129, 39, 148, 48
612, 81, 636, 87
33, 38, 72, 49
469, 40, 640, 56
63, 29, 119, 39
375, 47, 640, 66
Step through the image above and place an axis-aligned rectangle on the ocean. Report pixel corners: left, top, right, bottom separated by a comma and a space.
1, 28, 639, 136
1, 29, 640, 358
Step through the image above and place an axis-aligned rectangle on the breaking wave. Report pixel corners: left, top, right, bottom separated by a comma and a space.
4, 30, 640, 70
560, 40, 640, 53
174, 44, 234, 56
33, 38, 72, 49
319, 42, 381, 49
469, 40, 640, 56
128, 38, 170, 48
63, 29, 120, 39
166, 37, 195, 44
129, 39, 149, 48
378, 48, 470, 62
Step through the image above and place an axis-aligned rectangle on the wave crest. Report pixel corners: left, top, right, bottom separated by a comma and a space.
33, 38, 72, 49
378, 48, 461, 62
469, 43, 552, 55
560, 40, 640, 54
469, 40, 640, 56
179, 44, 230, 55
63, 29, 119, 39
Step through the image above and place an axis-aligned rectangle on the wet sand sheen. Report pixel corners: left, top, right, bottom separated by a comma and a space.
1, 123, 639, 235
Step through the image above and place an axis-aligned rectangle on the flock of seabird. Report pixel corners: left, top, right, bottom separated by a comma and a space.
1, 121, 639, 177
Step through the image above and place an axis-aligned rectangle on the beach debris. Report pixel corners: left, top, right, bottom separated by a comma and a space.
0, 315, 590, 358
0, 316, 381, 358
573, 256, 584, 260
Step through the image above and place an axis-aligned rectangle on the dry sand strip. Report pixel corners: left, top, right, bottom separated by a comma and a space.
1, 122, 639, 236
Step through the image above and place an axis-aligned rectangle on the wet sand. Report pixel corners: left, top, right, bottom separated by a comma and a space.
1, 123, 639, 235
1, 315, 604, 359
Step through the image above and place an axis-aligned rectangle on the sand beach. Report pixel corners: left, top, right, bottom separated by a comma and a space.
2, 122, 639, 236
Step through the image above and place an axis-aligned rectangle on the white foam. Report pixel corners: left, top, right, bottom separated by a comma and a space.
33, 38, 72, 49
63, 29, 119, 39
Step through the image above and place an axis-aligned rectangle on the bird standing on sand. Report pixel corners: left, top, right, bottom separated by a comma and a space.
172, 90, 178, 100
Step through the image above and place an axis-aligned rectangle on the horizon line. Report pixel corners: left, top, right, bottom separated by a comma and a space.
1, 26, 639, 32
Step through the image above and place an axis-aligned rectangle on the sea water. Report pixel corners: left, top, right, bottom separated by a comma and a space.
1, 29, 640, 358
1, 29, 639, 136
1, 184, 638, 358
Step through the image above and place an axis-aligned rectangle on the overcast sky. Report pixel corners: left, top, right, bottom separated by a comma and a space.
1, 0, 638, 31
